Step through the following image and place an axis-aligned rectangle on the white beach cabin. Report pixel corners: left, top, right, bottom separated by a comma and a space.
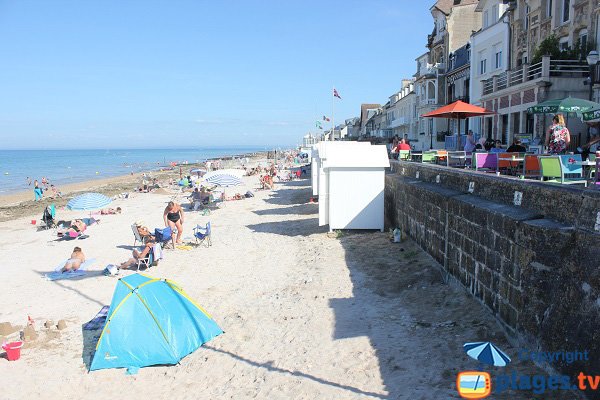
319, 144, 389, 231
311, 141, 370, 199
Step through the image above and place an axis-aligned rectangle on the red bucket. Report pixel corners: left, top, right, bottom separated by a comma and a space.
31, 220, 36, 225
2, 341, 23, 361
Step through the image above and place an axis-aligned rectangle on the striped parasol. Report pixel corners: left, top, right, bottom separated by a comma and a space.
66, 193, 113, 211
204, 169, 245, 180
463, 341, 511, 367
203, 173, 243, 187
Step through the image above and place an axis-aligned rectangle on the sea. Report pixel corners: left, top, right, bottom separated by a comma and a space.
0, 147, 272, 194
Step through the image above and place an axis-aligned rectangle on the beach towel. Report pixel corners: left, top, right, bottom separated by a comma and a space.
82, 217, 99, 226
153, 243, 163, 261
83, 305, 109, 330
44, 258, 96, 281
176, 245, 193, 251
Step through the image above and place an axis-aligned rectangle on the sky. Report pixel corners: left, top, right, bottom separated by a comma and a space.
0, 1, 433, 149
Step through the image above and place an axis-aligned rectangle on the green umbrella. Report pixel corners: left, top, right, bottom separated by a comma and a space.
527, 97, 600, 114
582, 107, 600, 122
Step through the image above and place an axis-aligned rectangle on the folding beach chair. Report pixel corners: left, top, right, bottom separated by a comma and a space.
41, 205, 56, 230
136, 246, 155, 271
132, 224, 149, 246
193, 222, 212, 247
155, 226, 175, 249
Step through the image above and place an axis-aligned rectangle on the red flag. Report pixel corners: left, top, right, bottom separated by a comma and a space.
333, 88, 342, 99
323, 115, 330, 122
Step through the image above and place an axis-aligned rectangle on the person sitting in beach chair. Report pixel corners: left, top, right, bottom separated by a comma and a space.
132, 221, 154, 246
118, 240, 156, 271
62, 246, 86, 272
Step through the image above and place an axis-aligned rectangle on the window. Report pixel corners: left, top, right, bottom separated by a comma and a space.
559, 37, 569, 51
495, 51, 503, 69
580, 29, 588, 51
562, 0, 570, 23
547, 0, 553, 18
480, 59, 487, 75
483, 10, 489, 28
525, 5, 530, 30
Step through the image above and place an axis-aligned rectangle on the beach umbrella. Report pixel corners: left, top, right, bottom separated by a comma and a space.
421, 100, 495, 150
204, 168, 245, 180
204, 173, 243, 187
66, 192, 112, 211
190, 168, 207, 178
582, 107, 600, 122
463, 341, 511, 367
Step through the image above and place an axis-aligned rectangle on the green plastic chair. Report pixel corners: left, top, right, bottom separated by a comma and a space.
539, 156, 587, 186
422, 150, 436, 163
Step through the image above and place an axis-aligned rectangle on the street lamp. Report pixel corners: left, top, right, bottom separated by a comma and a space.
586, 50, 599, 101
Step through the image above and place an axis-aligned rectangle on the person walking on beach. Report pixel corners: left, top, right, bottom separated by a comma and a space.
163, 201, 184, 244
33, 179, 43, 201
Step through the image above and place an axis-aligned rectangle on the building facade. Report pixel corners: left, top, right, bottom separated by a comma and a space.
470, 0, 511, 138
474, 0, 593, 147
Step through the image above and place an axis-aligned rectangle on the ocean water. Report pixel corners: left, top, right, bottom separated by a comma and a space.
0, 147, 270, 194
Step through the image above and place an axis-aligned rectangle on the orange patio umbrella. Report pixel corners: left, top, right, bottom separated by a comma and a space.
422, 100, 495, 149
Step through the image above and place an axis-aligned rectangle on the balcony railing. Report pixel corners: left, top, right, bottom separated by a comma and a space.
481, 57, 589, 97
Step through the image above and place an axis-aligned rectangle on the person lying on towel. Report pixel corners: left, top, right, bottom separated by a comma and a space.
62, 247, 86, 272
58, 219, 87, 237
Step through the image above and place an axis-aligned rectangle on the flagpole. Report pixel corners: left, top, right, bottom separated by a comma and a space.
332, 86, 335, 141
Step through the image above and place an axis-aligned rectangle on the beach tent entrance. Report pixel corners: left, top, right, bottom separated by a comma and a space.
90, 273, 223, 371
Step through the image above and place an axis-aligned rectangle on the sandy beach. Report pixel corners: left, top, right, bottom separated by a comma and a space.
0, 167, 581, 399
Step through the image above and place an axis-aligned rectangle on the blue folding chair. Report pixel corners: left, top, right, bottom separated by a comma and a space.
194, 222, 212, 247
155, 226, 174, 249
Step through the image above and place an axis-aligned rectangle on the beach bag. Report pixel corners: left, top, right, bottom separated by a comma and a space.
245, 190, 254, 198
103, 264, 119, 276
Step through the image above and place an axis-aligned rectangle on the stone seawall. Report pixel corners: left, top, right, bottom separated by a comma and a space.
385, 160, 600, 379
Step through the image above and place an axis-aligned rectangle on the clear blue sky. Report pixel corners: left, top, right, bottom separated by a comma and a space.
0, 1, 432, 149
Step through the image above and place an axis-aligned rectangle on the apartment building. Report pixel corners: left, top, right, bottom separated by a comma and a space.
387, 79, 418, 143
416, 0, 481, 149
472, 0, 593, 147
470, 0, 511, 139
447, 43, 474, 139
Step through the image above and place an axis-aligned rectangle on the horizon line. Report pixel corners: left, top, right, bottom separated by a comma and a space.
0, 145, 296, 151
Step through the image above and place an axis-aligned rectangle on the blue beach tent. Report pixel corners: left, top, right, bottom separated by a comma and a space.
90, 273, 223, 371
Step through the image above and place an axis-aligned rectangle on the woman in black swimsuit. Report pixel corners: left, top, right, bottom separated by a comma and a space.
163, 201, 184, 244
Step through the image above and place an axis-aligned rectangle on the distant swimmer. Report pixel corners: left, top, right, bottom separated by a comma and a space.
26, 176, 31, 186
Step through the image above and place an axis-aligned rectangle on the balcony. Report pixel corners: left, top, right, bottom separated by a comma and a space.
481, 57, 589, 97
388, 117, 407, 129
